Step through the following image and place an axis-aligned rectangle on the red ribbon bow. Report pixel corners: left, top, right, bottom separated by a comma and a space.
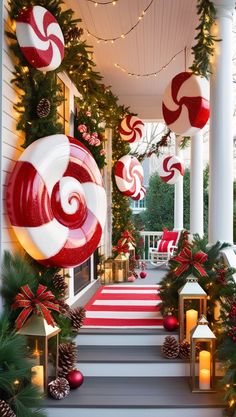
113, 238, 129, 254
12, 284, 60, 330
121, 230, 135, 243
172, 247, 208, 277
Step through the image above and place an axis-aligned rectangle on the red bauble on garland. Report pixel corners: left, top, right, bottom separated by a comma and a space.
139, 271, 147, 279
66, 369, 84, 389
163, 314, 178, 331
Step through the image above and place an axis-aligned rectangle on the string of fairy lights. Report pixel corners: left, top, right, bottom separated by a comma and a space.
87, 0, 118, 5
114, 48, 187, 78
86, 0, 154, 43
83, 0, 187, 79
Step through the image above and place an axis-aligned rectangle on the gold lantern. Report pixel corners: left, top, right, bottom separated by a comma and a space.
113, 254, 129, 282
190, 315, 216, 392
103, 258, 113, 284
178, 274, 207, 342
19, 315, 60, 393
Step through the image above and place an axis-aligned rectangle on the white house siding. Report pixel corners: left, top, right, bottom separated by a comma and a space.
1, 2, 24, 255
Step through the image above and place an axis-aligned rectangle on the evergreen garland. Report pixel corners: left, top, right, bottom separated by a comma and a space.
189, 0, 219, 78
159, 235, 236, 320
0, 251, 83, 343
0, 314, 46, 417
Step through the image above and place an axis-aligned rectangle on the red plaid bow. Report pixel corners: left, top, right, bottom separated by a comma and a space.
172, 247, 208, 277
12, 284, 60, 330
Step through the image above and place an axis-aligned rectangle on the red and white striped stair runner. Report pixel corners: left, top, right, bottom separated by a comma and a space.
82, 285, 163, 328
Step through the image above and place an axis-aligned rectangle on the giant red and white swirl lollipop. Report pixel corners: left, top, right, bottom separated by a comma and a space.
16, 6, 64, 72
119, 115, 144, 143
6, 135, 107, 268
131, 186, 146, 201
162, 72, 210, 136
114, 155, 143, 197
158, 155, 184, 185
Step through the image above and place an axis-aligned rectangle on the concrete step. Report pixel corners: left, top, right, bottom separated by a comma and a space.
44, 376, 224, 417
78, 345, 189, 377
76, 328, 177, 346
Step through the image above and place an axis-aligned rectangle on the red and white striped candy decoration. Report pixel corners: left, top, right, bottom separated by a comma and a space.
114, 155, 143, 197
131, 186, 146, 201
158, 155, 184, 185
119, 115, 144, 143
162, 72, 210, 136
16, 6, 64, 72
6, 135, 107, 268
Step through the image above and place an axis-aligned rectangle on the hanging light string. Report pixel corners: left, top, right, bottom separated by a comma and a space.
114, 47, 186, 78
87, 0, 118, 5
86, 0, 154, 43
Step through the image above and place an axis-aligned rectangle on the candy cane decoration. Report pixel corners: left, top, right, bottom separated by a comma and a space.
16, 6, 64, 72
114, 155, 143, 197
6, 135, 107, 268
131, 186, 146, 201
158, 155, 184, 185
119, 115, 144, 143
162, 72, 210, 136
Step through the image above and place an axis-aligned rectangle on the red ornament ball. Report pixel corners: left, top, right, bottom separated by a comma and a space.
139, 271, 147, 279
163, 314, 178, 331
66, 369, 84, 389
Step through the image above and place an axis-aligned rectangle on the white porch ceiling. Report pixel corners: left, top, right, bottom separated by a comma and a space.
66, 0, 199, 119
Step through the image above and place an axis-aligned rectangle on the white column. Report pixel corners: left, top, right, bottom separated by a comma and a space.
103, 128, 113, 257
174, 137, 183, 230
208, 0, 235, 244
190, 132, 204, 237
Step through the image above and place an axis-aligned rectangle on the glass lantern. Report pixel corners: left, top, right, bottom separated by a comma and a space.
190, 315, 216, 393
178, 274, 207, 342
113, 254, 129, 282
128, 241, 135, 259
19, 314, 60, 394
103, 258, 113, 284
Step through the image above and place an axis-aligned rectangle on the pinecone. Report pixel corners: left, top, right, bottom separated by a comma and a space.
68, 307, 85, 331
52, 274, 68, 297
58, 342, 78, 378
57, 298, 70, 315
36, 98, 51, 118
48, 377, 70, 400
161, 336, 179, 359
0, 400, 16, 417
178, 340, 191, 359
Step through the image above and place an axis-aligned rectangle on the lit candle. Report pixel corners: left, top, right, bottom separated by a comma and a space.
199, 368, 210, 390
117, 269, 123, 282
186, 309, 198, 342
199, 350, 211, 371
31, 365, 44, 393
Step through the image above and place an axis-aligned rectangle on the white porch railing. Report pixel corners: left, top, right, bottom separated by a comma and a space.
139, 231, 163, 261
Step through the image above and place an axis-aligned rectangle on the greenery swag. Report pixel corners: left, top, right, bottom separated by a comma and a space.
160, 233, 236, 415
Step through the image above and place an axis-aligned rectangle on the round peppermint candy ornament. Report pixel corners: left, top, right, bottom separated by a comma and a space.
114, 155, 143, 198
162, 72, 210, 136
6, 135, 107, 268
16, 6, 64, 72
158, 155, 184, 185
119, 115, 144, 143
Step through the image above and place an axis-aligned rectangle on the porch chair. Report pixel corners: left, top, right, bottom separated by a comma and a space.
149, 228, 180, 267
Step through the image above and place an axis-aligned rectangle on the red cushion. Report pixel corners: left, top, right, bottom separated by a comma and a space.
162, 229, 179, 244
157, 240, 174, 252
